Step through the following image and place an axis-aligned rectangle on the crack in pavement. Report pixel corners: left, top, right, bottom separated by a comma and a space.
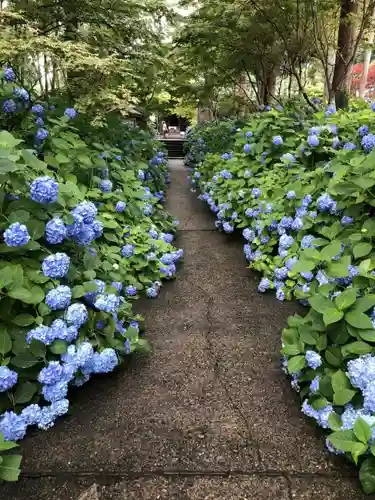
184, 276, 263, 465
19, 469, 357, 480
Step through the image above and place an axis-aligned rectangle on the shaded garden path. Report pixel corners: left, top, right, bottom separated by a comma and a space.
2, 160, 370, 500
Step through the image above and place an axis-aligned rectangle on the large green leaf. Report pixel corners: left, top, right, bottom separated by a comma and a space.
345, 311, 374, 329
328, 429, 358, 452
353, 242, 373, 259
354, 418, 372, 444
335, 288, 357, 310
14, 381, 37, 404
0, 454, 22, 481
331, 370, 351, 392
291, 259, 316, 273
320, 240, 342, 261
308, 294, 333, 314
323, 308, 343, 326
333, 388, 356, 405
360, 457, 375, 494
287, 355, 305, 374
0, 326, 11, 355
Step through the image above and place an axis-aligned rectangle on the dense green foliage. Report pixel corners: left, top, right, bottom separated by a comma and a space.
0, 65, 182, 481
185, 102, 375, 493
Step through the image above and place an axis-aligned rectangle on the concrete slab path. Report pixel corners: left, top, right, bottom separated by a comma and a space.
1, 160, 371, 499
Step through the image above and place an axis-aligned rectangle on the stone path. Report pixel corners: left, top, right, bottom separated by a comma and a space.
1, 160, 372, 499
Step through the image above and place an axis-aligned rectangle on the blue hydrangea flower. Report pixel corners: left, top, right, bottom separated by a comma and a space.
125, 285, 137, 296
272, 136, 283, 146
31, 104, 44, 114
301, 194, 312, 207
286, 191, 296, 200
316, 270, 330, 286
74, 224, 96, 247
279, 216, 293, 229
243, 143, 252, 153
3, 222, 30, 247
276, 288, 285, 301
64, 108, 77, 119
45, 218, 67, 244
274, 267, 288, 280
50, 399, 69, 417
143, 203, 153, 216
13, 87, 29, 101
46, 285, 72, 310
65, 303, 88, 327
252, 188, 261, 198
42, 381, 69, 402
31, 176, 59, 204
2, 99, 17, 113
121, 244, 135, 257
358, 125, 369, 136
0, 366, 18, 392
92, 220, 103, 238
35, 128, 48, 141
42, 253, 70, 278
348, 265, 359, 277
99, 179, 113, 193
83, 280, 105, 307
221, 153, 232, 160
348, 355, 375, 391
0, 411, 27, 441
35, 117, 44, 127
307, 135, 319, 147
161, 253, 174, 265
88, 349, 118, 374
21, 404, 41, 426
3, 67, 15, 82
162, 233, 174, 244
305, 350, 322, 369
343, 142, 357, 150
138, 169, 145, 181
243, 228, 255, 241
49, 319, 72, 342
291, 217, 303, 232
72, 201, 98, 224
26, 325, 53, 345
38, 361, 66, 385
301, 271, 314, 281
286, 257, 298, 271
258, 278, 270, 292
146, 287, 158, 298
279, 234, 294, 249
280, 153, 296, 164
223, 222, 234, 233
245, 131, 253, 137
220, 170, 232, 179
302, 401, 332, 429
95, 294, 122, 313
317, 193, 336, 213
361, 134, 375, 153
309, 126, 321, 135
341, 216, 353, 225
116, 201, 126, 212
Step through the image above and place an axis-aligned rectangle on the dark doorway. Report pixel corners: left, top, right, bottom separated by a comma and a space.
162, 114, 190, 132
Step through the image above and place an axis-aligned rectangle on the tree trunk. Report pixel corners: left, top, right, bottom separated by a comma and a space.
360, 31, 375, 98
331, 0, 359, 109
324, 47, 336, 103
261, 69, 276, 105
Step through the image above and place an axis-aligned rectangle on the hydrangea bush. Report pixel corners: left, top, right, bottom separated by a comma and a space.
0, 66, 182, 480
186, 102, 375, 494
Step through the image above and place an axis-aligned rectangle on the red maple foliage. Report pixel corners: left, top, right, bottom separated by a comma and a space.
351, 62, 375, 91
